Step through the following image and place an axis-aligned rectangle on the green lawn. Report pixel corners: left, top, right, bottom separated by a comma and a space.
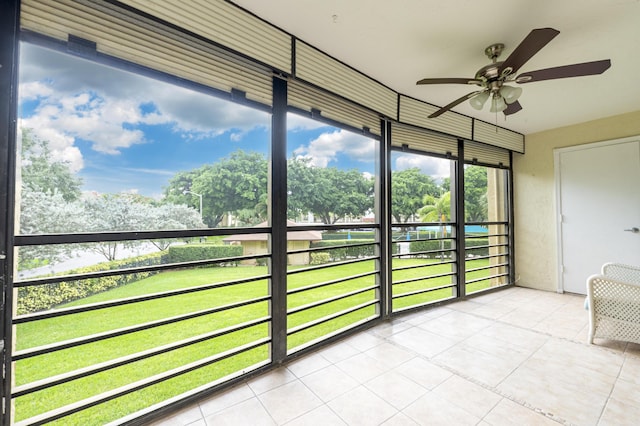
14, 257, 500, 424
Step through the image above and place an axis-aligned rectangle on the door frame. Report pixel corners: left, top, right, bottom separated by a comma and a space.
554, 135, 640, 293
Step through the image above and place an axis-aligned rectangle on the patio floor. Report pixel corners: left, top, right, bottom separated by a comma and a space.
148, 287, 640, 425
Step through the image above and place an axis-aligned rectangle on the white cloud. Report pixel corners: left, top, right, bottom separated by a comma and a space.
17, 43, 271, 168
394, 154, 451, 179
293, 129, 375, 167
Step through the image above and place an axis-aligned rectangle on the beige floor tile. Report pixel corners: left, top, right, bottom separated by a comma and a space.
430, 375, 501, 418
380, 412, 419, 425
316, 340, 361, 364
247, 366, 297, 395
609, 377, 640, 407
418, 311, 494, 340
204, 397, 275, 426
147, 405, 203, 426
365, 370, 428, 410
198, 383, 255, 417
364, 342, 415, 368
299, 364, 359, 402
599, 397, 640, 426
286, 352, 332, 378
433, 343, 519, 387
257, 380, 322, 424
402, 392, 480, 426
393, 357, 452, 390
387, 326, 457, 358
498, 362, 607, 425
328, 385, 398, 426
619, 354, 640, 385
284, 405, 347, 426
482, 398, 559, 426
533, 339, 624, 378
370, 318, 413, 338
400, 306, 452, 326
335, 352, 389, 383
342, 331, 386, 352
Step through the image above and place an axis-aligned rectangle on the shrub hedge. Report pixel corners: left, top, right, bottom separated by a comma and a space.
310, 239, 376, 260
18, 244, 245, 315
167, 244, 243, 264
408, 238, 489, 257
17, 251, 166, 315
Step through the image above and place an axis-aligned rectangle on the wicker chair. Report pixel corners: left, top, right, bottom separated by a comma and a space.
586, 262, 640, 344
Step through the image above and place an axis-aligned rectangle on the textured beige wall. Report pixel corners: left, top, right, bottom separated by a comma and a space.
513, 110, 640, 291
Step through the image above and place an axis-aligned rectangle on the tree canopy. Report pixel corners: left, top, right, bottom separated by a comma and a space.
390, 168, 440, 222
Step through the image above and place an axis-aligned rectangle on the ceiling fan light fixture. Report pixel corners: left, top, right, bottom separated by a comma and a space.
489, 94, 507, 113
469, 90, 490, 110
500, 85, 523, 104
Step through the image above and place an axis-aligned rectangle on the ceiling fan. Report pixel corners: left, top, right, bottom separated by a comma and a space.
417, 28, 611, 118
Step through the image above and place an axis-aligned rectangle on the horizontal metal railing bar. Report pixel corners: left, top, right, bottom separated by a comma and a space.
465, 221, 508, 227
13, 274, 271, 324
391, 260, 456, 272
390, 236, 455, 245
287, 299, 379, 336
287, 285, 378, 315
14, 338, 271, 426
464, 233, 508, 239
287, 271, 378, 296
392, 296, 457, 313
286, 223, 380, 232
287, 315, 379, 355
392, 271, 456, 286
286, 255, 378, 276
14, 227, 269, 246
14, 254, 270, 288
465, 262, 509, 274
392, 283, 456, 299
465, 272, 509, 285
391, 248, 455, 259
287, 241, 377, 256
12, 316, 271, 398
463, 252, 509, 262
13, 295, 271, 360
390, 221, 456, 228
465, 243, 509, 251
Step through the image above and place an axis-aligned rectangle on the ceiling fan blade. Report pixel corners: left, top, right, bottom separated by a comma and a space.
499, 28, 560, 76
417, 78, 482, 85
503, 100, 523, 116
515, 59, 611, 83
428, 90, 484, 118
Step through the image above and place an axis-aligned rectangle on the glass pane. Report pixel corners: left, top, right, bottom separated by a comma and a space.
390, 150, 456, 311
464, 165, 510, 293
14, 42, 272, 424
286, 113, 380, 351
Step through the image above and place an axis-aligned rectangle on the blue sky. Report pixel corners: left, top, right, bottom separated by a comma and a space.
18, 43, 449, 198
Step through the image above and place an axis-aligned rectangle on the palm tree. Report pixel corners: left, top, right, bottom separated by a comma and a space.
419, 192, 452, 261
418, 192, 451, 224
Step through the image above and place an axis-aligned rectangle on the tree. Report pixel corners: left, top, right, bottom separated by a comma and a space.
20, 128, 83, 201
146, 203, 205, 250
82, 193, 206, 260
288, 157, 374, 224
164, 151, 268, 227
391, 168, 439, 222
17, 191, 87, 269
464, 165, 488, 222
418, 192, 451, 223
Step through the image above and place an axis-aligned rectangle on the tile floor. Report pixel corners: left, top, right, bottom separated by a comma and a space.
148, 287, 640, 426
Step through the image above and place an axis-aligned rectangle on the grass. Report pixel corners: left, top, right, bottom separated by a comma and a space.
14, 257, 503, 424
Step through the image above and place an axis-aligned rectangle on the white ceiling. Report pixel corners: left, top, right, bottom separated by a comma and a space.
232, 0, 640, 135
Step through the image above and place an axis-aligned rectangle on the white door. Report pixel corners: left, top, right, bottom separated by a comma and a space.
557, 138, 640, 294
